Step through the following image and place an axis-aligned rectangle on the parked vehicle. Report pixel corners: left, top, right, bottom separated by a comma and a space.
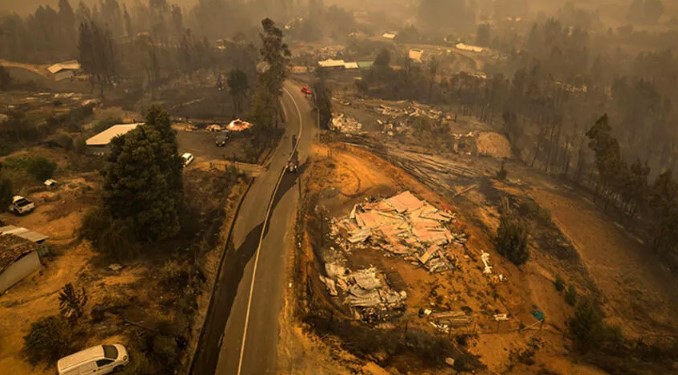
181, 152, 194, 167
301, 86, 313, 95
57, 344, 129, 375
8, 196, 35, 215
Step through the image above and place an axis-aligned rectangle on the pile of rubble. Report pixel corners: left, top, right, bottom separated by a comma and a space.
320, 263, 406, 322
331, 191, 467, 273
428, 311, 474, 333
375, 103, 444, 121
330, 113, 363, 134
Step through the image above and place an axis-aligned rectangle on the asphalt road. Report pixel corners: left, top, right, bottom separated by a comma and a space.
191, 81, 315, 375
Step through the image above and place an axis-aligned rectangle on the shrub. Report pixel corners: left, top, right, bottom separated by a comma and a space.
565, 285, 577, 306
495, 211, 530, 265
518, 199, 552, 225
159, 260, 189, 289
68, 104, 95, 125
47, 133, 74, 150
496, 159, 508, 180
152, 334, 177, 358
553, 274, 565, 292
568, 297, 623, 354
119, 355, 156, 375
23, 316, 72, 365
81, 208, 139, 260
73, 136, 87, 154
4, 156, 57, 182
0, 178, 12, 212
0, 110, 39, 144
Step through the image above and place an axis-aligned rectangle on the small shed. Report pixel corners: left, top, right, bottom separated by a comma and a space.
0, 234, 42, 293
47, 60, 81, 81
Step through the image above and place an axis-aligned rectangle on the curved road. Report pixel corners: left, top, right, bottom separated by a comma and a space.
191, 81, 315, 375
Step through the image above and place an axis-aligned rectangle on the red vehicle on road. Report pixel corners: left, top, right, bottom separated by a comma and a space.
301, 86, 312, 95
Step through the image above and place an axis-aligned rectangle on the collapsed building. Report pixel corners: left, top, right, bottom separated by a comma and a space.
330, 113, 363, 135
320, 264, 406, 323
331, 191, 467, 273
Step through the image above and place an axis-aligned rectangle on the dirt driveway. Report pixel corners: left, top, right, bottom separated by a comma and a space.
177, 130, 250, 163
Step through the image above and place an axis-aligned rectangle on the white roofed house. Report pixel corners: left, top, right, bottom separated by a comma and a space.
48, 60, 81, 81
85, 123, 143, 155
318, 59, 347, 70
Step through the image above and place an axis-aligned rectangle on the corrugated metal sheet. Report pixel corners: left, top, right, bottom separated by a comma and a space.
0, 225, 49, 243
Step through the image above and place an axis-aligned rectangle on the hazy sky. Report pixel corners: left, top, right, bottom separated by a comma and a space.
0, 0, 196, 15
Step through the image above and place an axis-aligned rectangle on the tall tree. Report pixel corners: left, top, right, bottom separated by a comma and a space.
78, 20, 118, 97
476, 23, 491, 46
648, 170, 678, 256
586, 114, 624, 197
0, 178, 12, 212
313, 72, 332, 130
250, 18, 290, 129
57, 0, 76, 45
495, 198, 530, 265
0, 66, 11, 90
227, 68, 249, 114
102, 107, 183, 241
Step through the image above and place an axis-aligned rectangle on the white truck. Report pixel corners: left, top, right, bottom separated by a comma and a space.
8, 196, 35, 215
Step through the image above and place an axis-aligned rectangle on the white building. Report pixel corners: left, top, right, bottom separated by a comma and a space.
318, 59, 347, 70
86, 123, 143, 155
455, 43, 484, 53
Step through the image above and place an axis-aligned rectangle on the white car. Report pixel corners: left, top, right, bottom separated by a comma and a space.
181, 152, 194, 167
9, 195, 35, 215
57, 344, 129, 375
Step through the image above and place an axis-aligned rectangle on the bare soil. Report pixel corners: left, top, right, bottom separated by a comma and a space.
284, 142, 608, 374
529, 184, 678, 340
0, 142, 249, 373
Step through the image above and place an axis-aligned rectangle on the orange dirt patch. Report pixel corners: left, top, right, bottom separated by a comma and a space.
530, 187, 678, 339
291, 142, 599, 373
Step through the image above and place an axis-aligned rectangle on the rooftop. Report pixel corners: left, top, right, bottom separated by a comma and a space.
0, 234, 39, 273
318, 59, 346, 68
48, 60, 81, 74
0, 225, 49, 243
409, 48, 424, 63
455, 43, 484, 53
86, 123, 142, 146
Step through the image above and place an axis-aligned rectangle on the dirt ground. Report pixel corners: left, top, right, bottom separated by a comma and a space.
176, 128, 250, 164
283, 142, 608, 374
0, 174, 127, 374
0, 140, 249, 373
325, 84, 678, 351
528, 184, 678, 340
